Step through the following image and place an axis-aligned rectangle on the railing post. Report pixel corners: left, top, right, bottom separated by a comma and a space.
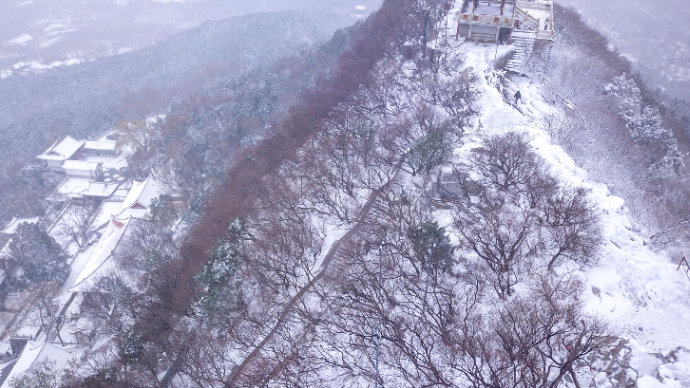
676, 252, 686, 271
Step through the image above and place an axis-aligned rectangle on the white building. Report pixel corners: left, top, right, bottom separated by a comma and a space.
119, 177, 163, 214
36, 135, 121, 174
82, 141, 118, 157
457, 0, 554, 43
36, 136, 84, 170
61, 161, 103, 179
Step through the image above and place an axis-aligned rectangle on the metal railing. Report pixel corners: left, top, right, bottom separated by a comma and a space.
535, 29, 554, 40
513, 6, 539, 29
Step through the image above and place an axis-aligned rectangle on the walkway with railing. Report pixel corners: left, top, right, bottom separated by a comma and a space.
457, 0, 555, 42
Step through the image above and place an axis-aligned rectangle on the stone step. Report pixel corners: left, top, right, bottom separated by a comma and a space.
471, 32, 496, 41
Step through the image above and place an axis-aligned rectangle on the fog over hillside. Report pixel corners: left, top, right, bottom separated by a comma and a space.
0, 7, 371, 224
556, 0, 690, 103
0, 0, 382, 78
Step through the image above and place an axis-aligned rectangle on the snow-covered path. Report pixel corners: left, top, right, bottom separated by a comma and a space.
450, 40, 690, 386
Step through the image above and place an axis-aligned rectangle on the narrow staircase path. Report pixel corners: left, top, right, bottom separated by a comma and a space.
506, 31, 535, 74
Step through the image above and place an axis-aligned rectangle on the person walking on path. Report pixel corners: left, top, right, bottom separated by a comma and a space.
514, 90, 522, 105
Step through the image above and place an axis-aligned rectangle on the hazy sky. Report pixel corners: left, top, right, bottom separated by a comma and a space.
0, 0, 382, 78
555, 0, 690, 102
3, 0, 688, 103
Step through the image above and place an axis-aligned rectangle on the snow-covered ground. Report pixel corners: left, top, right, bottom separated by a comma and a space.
2, 2, 689, 385
450, 38, 690, 386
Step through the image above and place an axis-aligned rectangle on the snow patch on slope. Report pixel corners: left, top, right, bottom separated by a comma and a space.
453, 40, 690, 386
7, 34, 32, 45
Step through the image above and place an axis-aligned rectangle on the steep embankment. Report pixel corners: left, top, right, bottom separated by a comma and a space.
65, 1, 690, 387
123, 0, 421, 379
464, 43, 690, 387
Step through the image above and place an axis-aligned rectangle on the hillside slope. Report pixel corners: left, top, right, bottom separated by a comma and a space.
0, 10, 360, 223
3, 0, 690, 387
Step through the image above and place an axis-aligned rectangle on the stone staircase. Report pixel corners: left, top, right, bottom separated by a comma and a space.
506, 31, 535, 73
471, 31, 497, 42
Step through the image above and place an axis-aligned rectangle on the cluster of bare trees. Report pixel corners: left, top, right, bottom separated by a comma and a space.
546, 4, 690, 250
0, 222, 71, 289
147, 46, 606, 388
51, 1, 619, 387
445, 132, 601, 296
278, 154, 607, 388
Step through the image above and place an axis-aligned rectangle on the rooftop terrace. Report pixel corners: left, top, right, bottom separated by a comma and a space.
474, 1, 515, 16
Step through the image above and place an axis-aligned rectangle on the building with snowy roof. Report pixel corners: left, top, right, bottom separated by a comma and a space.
61, 160, 103, 179
68, 215, 132, 293
1, 217, 40, 235
36, 136, 85, 170
118, 177, 162, 215
82, 141, 118, 157
457, 0, 554, 44
79, 181, 120, 200
66, 177, 165, 292
36, 135, 122, 175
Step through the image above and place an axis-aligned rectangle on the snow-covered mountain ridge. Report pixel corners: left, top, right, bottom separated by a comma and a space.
2, 0, 690, 386
451, 41, 690, 387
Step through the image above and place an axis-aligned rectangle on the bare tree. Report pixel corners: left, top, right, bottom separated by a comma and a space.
56, 203, 94, 250
454, 275, 610, 388
33, 282, 66, 346
457, 200, 539, 298
8, 360, 67, 388
540, 186, 602, 270
116, 119, 159, 153
452, 132, 603, 296
472, 132, 545, 192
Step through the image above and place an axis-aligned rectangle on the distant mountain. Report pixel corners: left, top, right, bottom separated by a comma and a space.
0, 0, 382, 77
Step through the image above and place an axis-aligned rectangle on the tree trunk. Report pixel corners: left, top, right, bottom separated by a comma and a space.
569, 367, 582, 388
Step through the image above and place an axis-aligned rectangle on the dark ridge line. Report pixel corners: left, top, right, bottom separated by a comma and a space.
127, 0, 418, 385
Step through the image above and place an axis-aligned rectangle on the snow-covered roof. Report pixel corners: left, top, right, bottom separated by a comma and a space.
36, 136, 84, 161
0, 241, 10, 260
474, 2, 514, 16
54, 177, 91, 198
1, 217, 40, 235
83, 141, 117, 152
0, 341, 73, 388
119, 177, 162, 213
0, 341, 44, 388
69, 216, 131, 292
112, 188, 130, 198
89, 201, 125, 231
62, 160, 100, 172
80, 182, 119, 198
